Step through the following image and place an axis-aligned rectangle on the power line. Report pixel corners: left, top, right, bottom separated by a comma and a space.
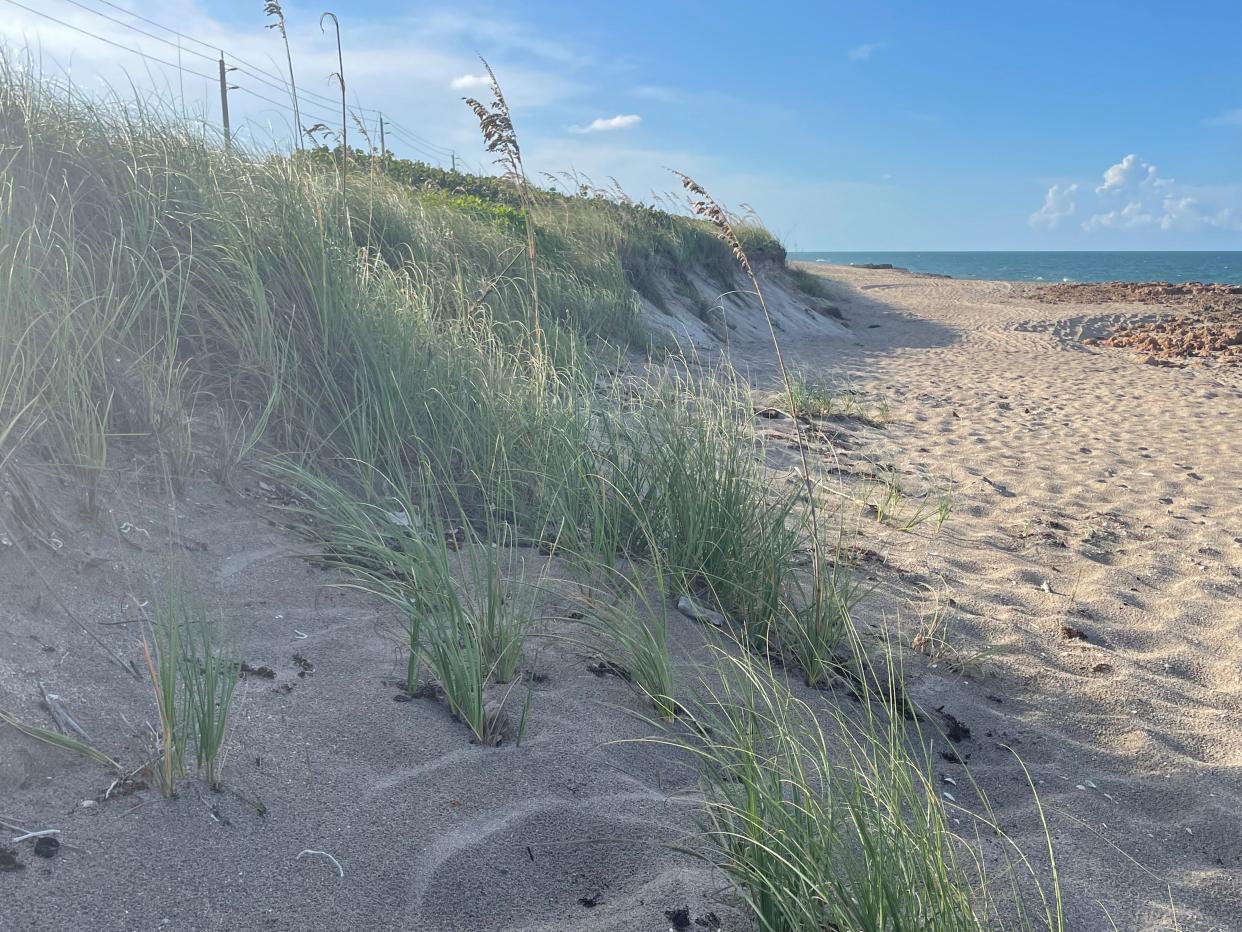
9, 0, 468, 166
81, 0, 344, 110
84, 0, 220, 55
47, 0, 383, 120
5, 0, 337, 137
2, 0, 217, 83
233, 86, 340, 128
52, 0, 218, 64
386, 125, 450, 157
385, 121, 454, 157
230, 62, 381, 116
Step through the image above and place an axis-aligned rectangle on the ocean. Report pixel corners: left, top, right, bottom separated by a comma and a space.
788, 251, 1242, 285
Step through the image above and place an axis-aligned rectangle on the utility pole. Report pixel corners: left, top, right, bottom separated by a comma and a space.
378, 113, 385, 157
451, 151, 457, 173
218, 54, 231, 151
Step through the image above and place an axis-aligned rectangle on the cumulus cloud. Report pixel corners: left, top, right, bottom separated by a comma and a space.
1157, 196, 1238, 232
1081, 200, 1153, 231
848, 42, 887, 62
1096, 154, 1134, 193
1029, 183, 1078, 228
569, 114, 641, 134
449, 73, 490, 90
1094, 153, 1163, 194
1032, 153, 1242, 236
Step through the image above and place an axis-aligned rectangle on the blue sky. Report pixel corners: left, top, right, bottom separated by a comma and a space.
4, 0, 1241, 249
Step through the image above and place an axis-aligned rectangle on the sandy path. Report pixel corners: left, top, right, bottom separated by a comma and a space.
751, 265, 1242, 930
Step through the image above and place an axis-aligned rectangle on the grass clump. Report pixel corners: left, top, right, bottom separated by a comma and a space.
665, 649, 1059, 932
783, 374, 891, 427
145, 564, 240, 794
0, 709, 122, 773
786, 264, 834, 300
573, 555, 678, 722
182, 604, 241, 791
278, 466, 537, 745
858, 463, 955, 533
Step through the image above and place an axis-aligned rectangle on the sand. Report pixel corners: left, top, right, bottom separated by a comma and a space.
2, 263, 1240, 930
757, 265, 1242, 930
0, 453, 738, 931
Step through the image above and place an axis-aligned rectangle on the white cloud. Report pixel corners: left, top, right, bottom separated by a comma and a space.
1157, 196, 1238, 232
848, 42, 887, 62
569, 114, 641, 134
1033, 153, 1242, 236
0, 0, 593, 169
449, 73, 490, 90
1082, 200, 1152, 231
1205, 108, 1242, 126
1094, 153, 1162, 194
1029, 183, 1078, 228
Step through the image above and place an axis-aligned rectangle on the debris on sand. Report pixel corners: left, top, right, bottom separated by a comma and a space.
1087, 313, 1242, 363
936, 707, 972, 743
1028, 281, 1242, 363
0, 846, 22, 872
675, 595, 725, 628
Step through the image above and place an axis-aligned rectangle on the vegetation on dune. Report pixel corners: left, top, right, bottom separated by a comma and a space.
300, 142, 786, 308
0, 61, 1063, 930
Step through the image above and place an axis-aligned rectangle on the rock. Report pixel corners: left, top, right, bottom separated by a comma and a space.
753, 406, 787, 420
676, 595, 725, 628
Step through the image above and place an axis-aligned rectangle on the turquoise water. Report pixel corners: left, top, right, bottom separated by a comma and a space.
789, 251, 1242, 285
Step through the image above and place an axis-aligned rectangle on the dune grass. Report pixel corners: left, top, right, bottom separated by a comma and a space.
144, 564, 241, 794
0, 62, 1064, 929
660, 646, 1063, 932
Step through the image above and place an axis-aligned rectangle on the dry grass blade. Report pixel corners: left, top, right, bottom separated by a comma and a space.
463, 58, 541, 347
263, 1, 303, 150
319, 11, 347, 193
672, 169, 827, 653
0, 709, 121, 772
462, 59, 521, 181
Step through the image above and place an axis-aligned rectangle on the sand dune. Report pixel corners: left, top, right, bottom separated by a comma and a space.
3, 262, 1239, 930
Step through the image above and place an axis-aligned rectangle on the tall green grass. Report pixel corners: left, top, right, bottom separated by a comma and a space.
0, 64, 1062, 930
662, 648, 1063, 932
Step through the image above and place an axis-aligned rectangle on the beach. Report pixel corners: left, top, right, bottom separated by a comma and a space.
4, 260, 1239, 930
762, 263, 1242, 928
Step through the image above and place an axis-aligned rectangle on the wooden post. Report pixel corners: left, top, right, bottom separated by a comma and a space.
218, 54, 231, 151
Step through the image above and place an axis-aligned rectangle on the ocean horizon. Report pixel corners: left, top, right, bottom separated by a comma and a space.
789, 251, 1242, 285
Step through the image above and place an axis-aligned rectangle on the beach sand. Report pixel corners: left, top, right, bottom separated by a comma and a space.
759, 264, 1242, 929
2, 263, 1239, 930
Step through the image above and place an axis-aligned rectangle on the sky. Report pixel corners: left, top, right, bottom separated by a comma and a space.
3, 0, 1240, 250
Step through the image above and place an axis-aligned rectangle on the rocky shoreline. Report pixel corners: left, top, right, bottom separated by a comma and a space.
1024, 281, 1242, 364
1024, 279, 1242, 311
